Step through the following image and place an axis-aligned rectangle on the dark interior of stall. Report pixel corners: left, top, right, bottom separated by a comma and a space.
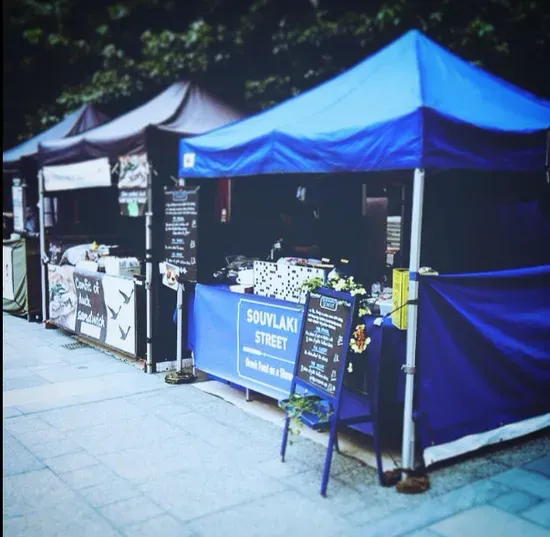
422, 171, 550, 273
46, 186, 145, 256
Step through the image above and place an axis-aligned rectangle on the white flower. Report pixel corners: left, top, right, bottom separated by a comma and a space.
333, 280, 346, 291
355, 288, 367, 296
328, 271, 339, 280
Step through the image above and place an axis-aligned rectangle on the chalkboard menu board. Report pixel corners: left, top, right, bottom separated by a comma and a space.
296, 289, 354, 398
164, 187, 199, 282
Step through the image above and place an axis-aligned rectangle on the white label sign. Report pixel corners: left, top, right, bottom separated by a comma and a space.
12, 185, 25, 232
3, 246, 15, 301
183, 153, 196, 169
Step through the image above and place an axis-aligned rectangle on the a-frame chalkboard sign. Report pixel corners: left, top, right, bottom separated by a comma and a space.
280, 287, 357, 496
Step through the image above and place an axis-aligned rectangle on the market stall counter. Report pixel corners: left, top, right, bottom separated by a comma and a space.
186, 283, 406, 435
47, 244, 145, 359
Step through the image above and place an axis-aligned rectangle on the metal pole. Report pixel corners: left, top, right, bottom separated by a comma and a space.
145, 164, 154, 374
401, 168, 425, 472
176, 281, 184, 372
38, 171, 48, 324
176, 177, 187, 373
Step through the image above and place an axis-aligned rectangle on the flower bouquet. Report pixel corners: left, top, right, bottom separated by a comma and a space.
301, 271, 372, 356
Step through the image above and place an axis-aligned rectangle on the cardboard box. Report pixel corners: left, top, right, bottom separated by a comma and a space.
392, 268, 408, 330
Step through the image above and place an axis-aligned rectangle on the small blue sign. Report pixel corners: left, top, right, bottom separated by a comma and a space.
237, 299, 303, 397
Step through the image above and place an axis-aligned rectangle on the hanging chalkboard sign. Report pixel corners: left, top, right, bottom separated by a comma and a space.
164, 186, 199, 282
295, 289, 355, 399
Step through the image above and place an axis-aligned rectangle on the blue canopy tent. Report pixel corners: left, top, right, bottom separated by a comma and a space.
177, 30, 550, 471
3, 104, 110, 174
177, 30, 549, 177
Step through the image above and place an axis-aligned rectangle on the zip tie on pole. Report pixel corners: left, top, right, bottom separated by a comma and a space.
381, 298, 418, 320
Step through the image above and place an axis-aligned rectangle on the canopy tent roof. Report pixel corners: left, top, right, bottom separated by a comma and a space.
39, 82, 244, 166
177, 30, 550, 178
3, 104, 109, 173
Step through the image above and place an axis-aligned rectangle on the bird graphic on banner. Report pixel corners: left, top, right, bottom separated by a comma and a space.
118, 325, 131, 340
108, 305, 122, 320
118, 288, 134, 304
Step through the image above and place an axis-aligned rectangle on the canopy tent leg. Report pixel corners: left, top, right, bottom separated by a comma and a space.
145, 166, 154, 374
176, 281, 184, 372
38, 171, 48, 324
401, 168, 425, 472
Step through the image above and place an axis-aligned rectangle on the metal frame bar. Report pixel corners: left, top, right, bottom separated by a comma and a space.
400, 168, 425, 472
145, 163, 154, 374
38, 171, 48, 323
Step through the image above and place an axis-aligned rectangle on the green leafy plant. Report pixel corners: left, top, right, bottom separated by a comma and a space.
280, 392, 333, 442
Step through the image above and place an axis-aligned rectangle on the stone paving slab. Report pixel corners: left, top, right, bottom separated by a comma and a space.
77, 476, 141, 508
524, 456, 550, 478
138, 463, 287, 523
521, 500, 550, 529
3, 468, 82, 516
39, 397, 144, 431
121, 514, 195, 537
489, 489, 542, 514
429, 504, 550, 537
492, 468, 550, 500
187, 489, 354, 537
96, 436, 221, 484
3, 432, 46, 477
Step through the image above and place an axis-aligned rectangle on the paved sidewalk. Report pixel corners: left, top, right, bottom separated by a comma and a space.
3, 313, 550, 537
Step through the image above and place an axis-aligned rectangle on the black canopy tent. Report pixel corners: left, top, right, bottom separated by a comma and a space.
37, 81, 245, 371
3, 104, 110, 321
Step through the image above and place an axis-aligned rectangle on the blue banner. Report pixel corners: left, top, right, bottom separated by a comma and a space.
237, 298, 302, 397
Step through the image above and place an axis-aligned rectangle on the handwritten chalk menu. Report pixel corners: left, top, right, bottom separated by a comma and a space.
164, 187, 199, 282
296, 290, 354, 397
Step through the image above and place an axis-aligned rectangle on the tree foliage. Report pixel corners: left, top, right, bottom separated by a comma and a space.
4, 0, 549, 148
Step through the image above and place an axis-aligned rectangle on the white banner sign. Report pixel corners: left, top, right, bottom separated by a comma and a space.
43, 158, 111, 192
12, 184, 25, 233
3, 246, 15, 301
118, 153, 149, 217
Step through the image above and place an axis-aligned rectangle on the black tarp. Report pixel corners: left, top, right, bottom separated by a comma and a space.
38, 82, 244, 166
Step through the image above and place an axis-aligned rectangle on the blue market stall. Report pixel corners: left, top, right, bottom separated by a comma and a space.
177, 30, 550, 471
3, 104, 110, 321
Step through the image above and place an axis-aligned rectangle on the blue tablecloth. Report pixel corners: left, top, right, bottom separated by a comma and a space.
183, 284, 406, 435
